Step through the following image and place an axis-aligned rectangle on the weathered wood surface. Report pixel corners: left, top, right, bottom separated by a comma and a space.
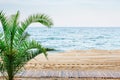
13, 70, 120, 78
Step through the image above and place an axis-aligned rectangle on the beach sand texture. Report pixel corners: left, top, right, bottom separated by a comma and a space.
25, 49, 120, 71
12, 49, 120, 80
1, 49, 120, 80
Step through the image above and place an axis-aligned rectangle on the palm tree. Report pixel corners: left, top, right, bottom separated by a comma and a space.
0, 11, 53, 80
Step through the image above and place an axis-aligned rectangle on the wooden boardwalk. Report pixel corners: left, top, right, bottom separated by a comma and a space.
14, 70, 120, 78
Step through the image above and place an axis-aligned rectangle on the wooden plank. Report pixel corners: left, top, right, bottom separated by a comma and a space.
1, 70, 120, 78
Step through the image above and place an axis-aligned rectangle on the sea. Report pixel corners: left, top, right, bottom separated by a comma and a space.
26, 27, 120, 51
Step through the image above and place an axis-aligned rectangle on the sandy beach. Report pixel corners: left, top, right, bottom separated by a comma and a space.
0, 49, 120, 80
25, 49, 120, 71
12, 49, 119, 80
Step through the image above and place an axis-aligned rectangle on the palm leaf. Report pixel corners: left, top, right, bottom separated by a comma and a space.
0, 11, 53, 80
13, 40, 47, 75
9, 11, 20, 52
19, 14, 53, 36
0, 11, 8, 33
0, 11, 9, 44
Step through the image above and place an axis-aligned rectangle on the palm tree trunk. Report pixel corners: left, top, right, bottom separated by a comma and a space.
7, 64, 14, 80
7, 55, 14, 80
8, 75, 13, 80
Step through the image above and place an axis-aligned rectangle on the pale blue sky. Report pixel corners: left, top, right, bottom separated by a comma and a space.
0, 0, 120, 27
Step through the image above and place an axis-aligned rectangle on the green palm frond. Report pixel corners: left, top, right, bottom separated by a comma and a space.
13, 40, 47, 75
7, 11, 19, 28
0, 11, 8, 32
0, 11, 53, 80
0, 39, 6, 53
0, 11, 9, 44
9, 11, 20, 52
19, 14, 53, 35
19, 40, 47, 58
9, 11, 19, 39
19, 32, 30, 42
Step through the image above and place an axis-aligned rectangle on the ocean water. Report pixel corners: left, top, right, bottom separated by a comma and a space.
26, 27, 120, 51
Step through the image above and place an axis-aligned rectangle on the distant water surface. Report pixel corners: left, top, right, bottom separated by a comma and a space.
25, 27, 120, 51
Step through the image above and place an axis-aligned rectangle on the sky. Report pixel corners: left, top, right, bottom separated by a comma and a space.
0, 0, 120, 27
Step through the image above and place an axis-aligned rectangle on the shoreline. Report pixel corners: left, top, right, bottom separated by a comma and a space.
48, 49, 120, 53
